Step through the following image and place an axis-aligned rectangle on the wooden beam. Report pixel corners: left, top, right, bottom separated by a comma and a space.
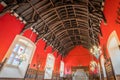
50, 0, 54, 7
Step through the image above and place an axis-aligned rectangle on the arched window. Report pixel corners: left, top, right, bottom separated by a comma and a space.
107, 31, 120, 75
7, 39, 30, 66
0, 35, 36, 78
44, 54, 55, 79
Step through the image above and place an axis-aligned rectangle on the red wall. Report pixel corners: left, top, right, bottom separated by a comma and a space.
0, 13, 37, 62
0, 12, 24, 61
30, 39, 61, 72
22, 29, 37, 42
64, 46, 97, 74
64, 46, 94, 67
29, 39, 52, 70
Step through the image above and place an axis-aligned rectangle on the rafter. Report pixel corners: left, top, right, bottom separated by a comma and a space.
48, 1, 68, 54
9, 0, 106, 56
50, 0, 54, 7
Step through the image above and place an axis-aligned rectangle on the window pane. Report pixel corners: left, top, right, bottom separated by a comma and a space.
18, 46, 25, 54
7, 53, 15, 64
13, 44, 19, 52
12, 55, 20, 66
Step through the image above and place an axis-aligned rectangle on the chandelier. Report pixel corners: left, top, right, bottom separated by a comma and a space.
90, 46, 102, 59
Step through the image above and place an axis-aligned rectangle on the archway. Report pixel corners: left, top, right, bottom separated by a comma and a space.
107, 31, 120, 75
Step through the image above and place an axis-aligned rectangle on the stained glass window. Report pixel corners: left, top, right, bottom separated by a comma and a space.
7, 42, 27, 66
0, 35, 36, 78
